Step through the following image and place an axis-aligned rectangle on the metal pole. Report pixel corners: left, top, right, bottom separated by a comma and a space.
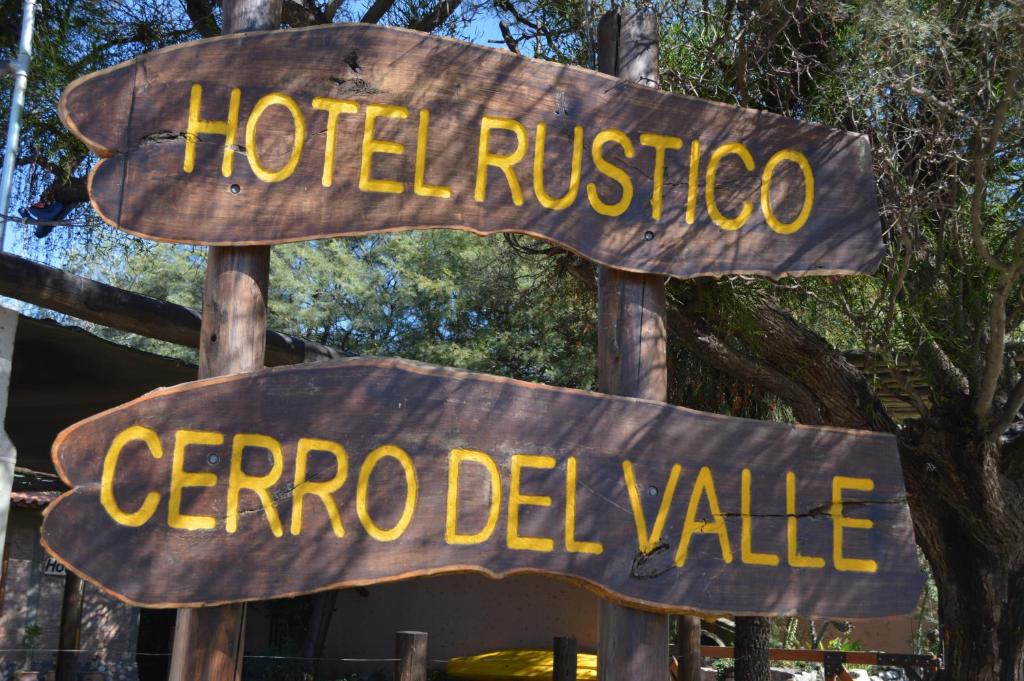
0, 308, 19, 563
0, 0, 38, 252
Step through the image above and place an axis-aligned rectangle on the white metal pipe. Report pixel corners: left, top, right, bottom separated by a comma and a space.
0, 0, 38, 252
0, 307, 19, 563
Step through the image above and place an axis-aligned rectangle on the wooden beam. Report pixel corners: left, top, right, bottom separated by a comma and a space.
0, 250, 347, 365
166, 3, 281, 680
596, 10, 670, 681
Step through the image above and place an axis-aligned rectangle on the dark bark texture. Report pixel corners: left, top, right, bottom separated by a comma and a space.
735, 617, 771, 681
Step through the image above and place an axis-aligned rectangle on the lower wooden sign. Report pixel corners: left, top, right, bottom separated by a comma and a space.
42, 358, 922, 617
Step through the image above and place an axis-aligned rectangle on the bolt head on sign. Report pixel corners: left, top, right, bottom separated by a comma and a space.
42, 358, 923, 616
61, 23, 883, 279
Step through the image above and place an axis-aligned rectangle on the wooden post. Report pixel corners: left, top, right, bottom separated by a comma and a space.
166, 3, 280, 680
395, 631, 427, 681
595, 9, 671, 681
553, 636, 578, 681
676, 615, 703, 681
55, 573, 84, 681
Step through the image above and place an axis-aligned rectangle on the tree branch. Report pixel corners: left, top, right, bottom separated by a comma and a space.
409, 0, 463, 32
184, 0, 220, 37
665, 301, 825, 425
991, 373, 1024, 443
917, 337, 970, 401
729, 292, 897, 432
360, 0, 395, 24
499, 20, 519, 53
969, 60, 1021, 274
281, 0, 324, 26
323, 0, 345, 21
46, 175, 88, 206
970, 59, 1022, 425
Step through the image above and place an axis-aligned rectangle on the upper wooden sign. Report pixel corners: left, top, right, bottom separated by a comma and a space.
42, 357, 922, 617
61, 24, 882, 279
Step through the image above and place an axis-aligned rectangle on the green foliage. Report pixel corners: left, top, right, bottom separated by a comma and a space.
59, 229, 598, 389
19, 623, 41, 670
711, 656, 734, 681
267, 231, 596, 386
823, 636, 863, 652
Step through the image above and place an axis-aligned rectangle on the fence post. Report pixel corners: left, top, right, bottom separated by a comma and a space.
677, 614, 703, 681
395, 630, 427, 681
553, 636, 578, 681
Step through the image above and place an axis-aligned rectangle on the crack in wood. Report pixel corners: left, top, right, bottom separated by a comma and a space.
328, 76, 380, 96
133, 131, 246, 155
719, 496, 909, 520
631, 542, 674, 579
342, 49, 361, 73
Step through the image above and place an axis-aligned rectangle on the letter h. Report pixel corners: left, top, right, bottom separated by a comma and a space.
184, 83, 241, 177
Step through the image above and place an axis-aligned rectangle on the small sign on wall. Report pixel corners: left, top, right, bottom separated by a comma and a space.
41, 557, 66, 577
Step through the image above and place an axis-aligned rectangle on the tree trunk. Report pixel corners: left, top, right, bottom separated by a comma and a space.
734, 617, 770, 681
924, 512, 1024, 680
901, 416, 1024, 681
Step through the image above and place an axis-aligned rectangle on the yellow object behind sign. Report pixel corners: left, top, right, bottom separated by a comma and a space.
447, 649, 598, 681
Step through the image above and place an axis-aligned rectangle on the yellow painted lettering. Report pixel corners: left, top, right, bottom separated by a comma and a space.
761, 149, 814, 234
706, 142, 755, 230
622, 460, 680, 553
565, 457, 603, 554
686, 140, 700, 225
786, 471, 826, 568
533, 122, 583, 210
639, 133, 683, 220
245, 92, 306, 183
184, 83, 240, 177
311, 97, 359, 187
226, 433, 284, 537
475, 116, 528, 206
676, 466, 733, 566
831, 476, 879, 573
507, 454, 555, 552
414, 109, 451, 198
740, 468, 780, 566
100, 426, 163, 527
586, 129, 635, 217
168, 429, 221, 531
445, 448, 501, 545
356, 445, 418, 541
360, 104, 408, 194
290, 438, 348, 538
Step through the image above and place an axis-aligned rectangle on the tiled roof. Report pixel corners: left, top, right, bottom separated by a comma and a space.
9, 467, 65, 510
10, 490, 60, 509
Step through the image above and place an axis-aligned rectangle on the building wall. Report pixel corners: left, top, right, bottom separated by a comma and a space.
831, 617, 915, 653
296, 573, 599, 677
0, 509, 140, 681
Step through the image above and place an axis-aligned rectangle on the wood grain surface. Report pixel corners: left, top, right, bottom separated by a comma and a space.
42, 357, 922, 617
61, 23, 882, 279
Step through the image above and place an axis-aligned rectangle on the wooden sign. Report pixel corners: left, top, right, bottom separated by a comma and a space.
61, 24, 882, 279
42, 358, 922, 617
